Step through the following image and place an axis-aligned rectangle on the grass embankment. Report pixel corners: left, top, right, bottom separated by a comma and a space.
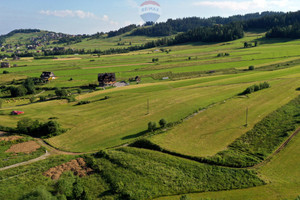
85, 147, 264, 200
157, 130, 300, 200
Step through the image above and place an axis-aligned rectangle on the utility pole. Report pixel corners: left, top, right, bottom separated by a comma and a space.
147, 99, 150, 115
245, 107, 249, 127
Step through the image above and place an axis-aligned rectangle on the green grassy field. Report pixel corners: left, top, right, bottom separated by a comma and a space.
150, 77, 300, 157
1, 32, 300, 153
0, 31, 300, 200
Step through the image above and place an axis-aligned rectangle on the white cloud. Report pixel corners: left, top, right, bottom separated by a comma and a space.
39, 10, 97, 19
40, 10, 118, 25
102, 15, 109, 21
193, 0, 290, 11
126, 0, 139, 8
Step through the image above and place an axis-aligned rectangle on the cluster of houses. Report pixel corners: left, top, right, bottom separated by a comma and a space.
1, 62, 10, 68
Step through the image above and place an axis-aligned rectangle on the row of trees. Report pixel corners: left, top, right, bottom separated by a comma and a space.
240, 82, 270, 95
266, 24, 300, 38
137, 23, 244, 50
131, 12, 282, 37
12, 23, 243, 58
107, 24, 137, 37
148, 119, 167, 132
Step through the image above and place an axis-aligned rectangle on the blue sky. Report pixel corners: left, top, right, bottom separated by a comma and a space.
0, 0, 299, 35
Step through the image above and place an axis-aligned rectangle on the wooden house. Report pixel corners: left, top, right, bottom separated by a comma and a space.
41, 72, 56, 81
98, 73, 116, 86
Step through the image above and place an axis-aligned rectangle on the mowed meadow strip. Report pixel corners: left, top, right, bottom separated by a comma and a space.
150, 77, 300, 157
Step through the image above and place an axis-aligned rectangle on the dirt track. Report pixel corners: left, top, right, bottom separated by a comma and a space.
0, 151, 50, 172
0, 127, 299, 172
35, 139, 86, 155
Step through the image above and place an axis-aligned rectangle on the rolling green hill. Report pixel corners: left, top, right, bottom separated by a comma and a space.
0, 26, 299, 200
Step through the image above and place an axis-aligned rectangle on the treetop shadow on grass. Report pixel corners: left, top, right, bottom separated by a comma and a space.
121, 130, 149, 140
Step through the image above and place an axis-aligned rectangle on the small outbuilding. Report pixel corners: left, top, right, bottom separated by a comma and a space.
135, 76, 141, 83
41, 72, 56, 81
98, 73, 116, 86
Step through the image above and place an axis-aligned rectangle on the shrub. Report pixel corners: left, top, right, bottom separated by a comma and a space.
77, 101, 90, 105
66, 95, 76, 103
2, 70, 9, 74
159, 118, 167, 128
148, 122, 157, 132
77, 89, 82, 94
55, 88, 70, 98
23, 78, 36, 94
248, 66, 255, 70
40, 96, 47, 101
180, 195, 189, 200
20, 186, 56, 200
253, 84, 260, 92
30, 96, 36, 103
240, 82, 270, 95
10, 86, 28, 97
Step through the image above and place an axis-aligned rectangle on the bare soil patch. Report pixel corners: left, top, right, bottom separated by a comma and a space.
5, 141, 41, 154
0, 136, 23, 141
43, 158, 93, 180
